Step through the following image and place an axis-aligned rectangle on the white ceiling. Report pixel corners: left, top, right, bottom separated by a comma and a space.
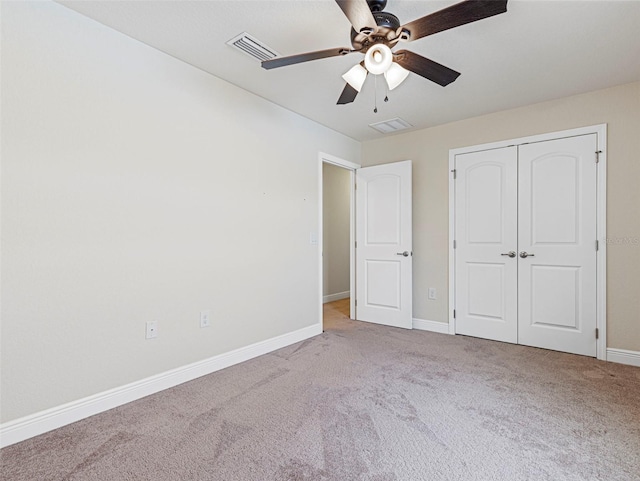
58, 0, 640, 141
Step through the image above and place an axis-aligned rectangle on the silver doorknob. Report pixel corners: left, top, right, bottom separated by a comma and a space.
396, 251, 410, 257
519, 251, 535, 258
501, 251, 516, 258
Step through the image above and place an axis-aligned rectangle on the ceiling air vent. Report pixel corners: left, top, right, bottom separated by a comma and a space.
369, 118, 413, 134
227, 32, 279, 62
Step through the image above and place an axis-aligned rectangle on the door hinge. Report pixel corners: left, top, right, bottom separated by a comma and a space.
355, 299, 358, 307
355, 241, 357, 248
453, 240, 457, 249
595, 150, 602, 163
453, 309, 456, 319
451, 169, 457, 179
596, 328, 599, 339
596, 240, 599, 251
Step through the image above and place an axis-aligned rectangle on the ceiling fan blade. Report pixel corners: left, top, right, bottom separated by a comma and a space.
394, 50, 460, 87
400, 0, 508, 42
337, 83, 360, 105
335, 0, 378, 34
262, 48, 353, 70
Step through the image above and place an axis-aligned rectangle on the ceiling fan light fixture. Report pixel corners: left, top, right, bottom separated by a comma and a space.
364, 44, 393, 75
384, 62, 410, 90
342, 64, 368, 92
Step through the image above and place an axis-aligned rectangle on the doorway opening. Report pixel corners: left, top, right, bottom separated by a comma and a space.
318, 154, 413, 331
319, 153, 360, 331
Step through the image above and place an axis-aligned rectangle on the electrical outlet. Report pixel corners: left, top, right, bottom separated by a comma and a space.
146, 320, 158, 339
200, 310, 211, 328
428, 288, 437, 300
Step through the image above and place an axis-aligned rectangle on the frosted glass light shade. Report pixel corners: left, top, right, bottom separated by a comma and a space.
384, 62, 410, 90
342, 64, 368, 92
364, 44, 393, 75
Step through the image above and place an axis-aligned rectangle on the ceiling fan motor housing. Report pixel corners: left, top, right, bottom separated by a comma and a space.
350, 10, 401, 51
367, 0, 387, 12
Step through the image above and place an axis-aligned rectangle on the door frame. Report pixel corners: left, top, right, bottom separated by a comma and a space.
318, 152, 361, 324
448, 124, 607, 360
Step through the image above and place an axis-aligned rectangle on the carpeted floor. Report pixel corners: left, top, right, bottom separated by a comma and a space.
2, 303, 639, 480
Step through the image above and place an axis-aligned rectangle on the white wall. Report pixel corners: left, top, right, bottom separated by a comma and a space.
322, 163, 350, 300
0, 1, 360, 423
362, 82, 640, 352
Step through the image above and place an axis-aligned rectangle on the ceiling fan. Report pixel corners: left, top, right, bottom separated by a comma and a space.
261, 0, 508, 105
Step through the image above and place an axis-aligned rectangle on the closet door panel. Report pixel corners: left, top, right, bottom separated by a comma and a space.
454, 147, 518, 343
517, 134, 598, 357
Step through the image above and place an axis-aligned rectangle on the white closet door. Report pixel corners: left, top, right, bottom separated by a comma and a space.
454, 147, 518, 343
517, 134, 598, 356
356, 160, 412, 329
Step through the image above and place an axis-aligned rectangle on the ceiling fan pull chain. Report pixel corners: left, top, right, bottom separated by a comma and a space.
374, 75, 378, 113
384, 80, 389, 103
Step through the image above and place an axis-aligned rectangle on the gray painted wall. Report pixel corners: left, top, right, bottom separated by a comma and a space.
1, 1, 360, 423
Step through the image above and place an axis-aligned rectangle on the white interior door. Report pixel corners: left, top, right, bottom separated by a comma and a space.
355, 160, 412, 329
517, 135, 598, 356
454, 147, 518, 343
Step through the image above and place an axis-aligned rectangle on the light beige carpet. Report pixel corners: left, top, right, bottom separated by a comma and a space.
2, 314, 639, 480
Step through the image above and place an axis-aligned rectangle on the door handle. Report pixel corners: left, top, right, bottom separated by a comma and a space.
501, 251, 516, 258
396, 251, 410, 257
519, 251, 535, 258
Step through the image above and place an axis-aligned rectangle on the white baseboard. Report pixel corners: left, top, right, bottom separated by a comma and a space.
607, 348, 640, 367
323, 291, 350, 303
412, 318, 450, 334
0, 323, 322, 448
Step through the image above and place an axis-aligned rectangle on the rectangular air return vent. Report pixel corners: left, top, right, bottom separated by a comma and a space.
369, 118, 413, 134
226, 32, 279, 62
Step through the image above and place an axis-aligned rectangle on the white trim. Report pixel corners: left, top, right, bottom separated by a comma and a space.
606, 348, 640, 368
449, 124, 607, 358
594, 125, 607, 360
0, 323, 321, 448
318, 158, 324, 328
318, 152, 360, 323
449, 125, 608, 157
413, 318, 451, 334
448, 147, 456, 335
323, 290, 350, 303
320, 152, 361, 171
